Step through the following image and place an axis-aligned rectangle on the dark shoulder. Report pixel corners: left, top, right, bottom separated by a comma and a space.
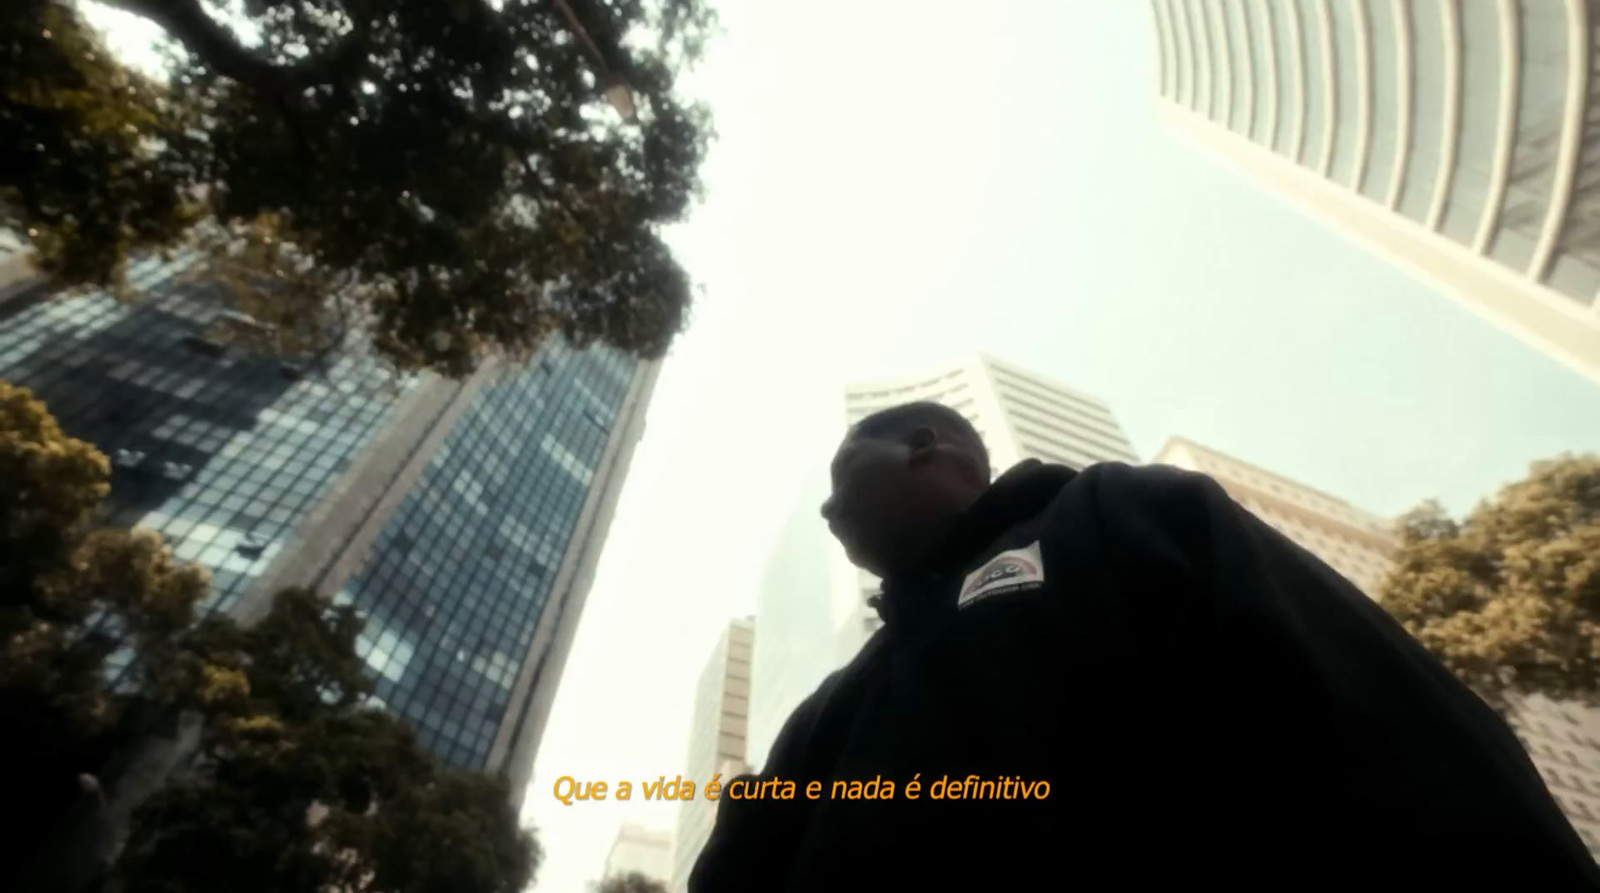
1057, 461, 1229, 518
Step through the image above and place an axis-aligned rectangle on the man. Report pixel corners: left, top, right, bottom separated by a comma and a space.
689, 402, 1600, 891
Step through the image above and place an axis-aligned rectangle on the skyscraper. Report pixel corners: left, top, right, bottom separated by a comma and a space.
1148, 0, 1600, 385
0, 253, 658, 800
835, 354, 1140, 658
672, 617, 754, 893
1153, 435, 1397, 594
1153, 434, 1600, 858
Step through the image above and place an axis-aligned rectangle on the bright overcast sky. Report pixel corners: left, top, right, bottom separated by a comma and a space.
83, 1, 1600, 890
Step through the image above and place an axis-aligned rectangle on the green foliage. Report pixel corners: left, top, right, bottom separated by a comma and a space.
1382, 454, 1600, 709
598, 872, 670, 893
0, 1, 202, 288
0, 385, 535, 892
2, 0, 714, 375
0, 380, 211, 873
118, 587, 539, 893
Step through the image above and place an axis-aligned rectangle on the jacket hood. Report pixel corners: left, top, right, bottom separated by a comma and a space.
870, 460, 1078, 626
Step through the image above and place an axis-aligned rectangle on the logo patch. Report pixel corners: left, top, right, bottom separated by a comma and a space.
958, 541, 1045, 608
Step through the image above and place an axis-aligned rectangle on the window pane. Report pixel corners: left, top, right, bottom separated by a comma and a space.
1222, 0, 1251, 133
1327, 0, 1363, 186
1397, 0, 1448, 223
1188, 0, 1216, 117
1296, 0, 1329, 171
1439, 0, 1503, 245
1544, 5, 1599, 306
1489, 0, 1570, 272
1361, 0, 1401, 203
1242, 0, 1276, 146
1265, 0, 1300, 155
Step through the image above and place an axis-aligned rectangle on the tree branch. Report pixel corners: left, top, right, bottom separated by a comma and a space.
553, 0, 643, 87
97, 0, 367, 97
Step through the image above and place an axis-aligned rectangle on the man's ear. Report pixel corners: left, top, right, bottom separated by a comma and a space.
906, 426, 938, 462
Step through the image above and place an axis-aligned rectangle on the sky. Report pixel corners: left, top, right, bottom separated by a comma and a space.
83, 1, 1600, 891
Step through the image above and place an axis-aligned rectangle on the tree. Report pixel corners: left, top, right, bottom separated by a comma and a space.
117, 587, 540, 893
2, 0, 714, 376
0, 380, 212, 877
598, 872, 670, 893
1381, 454, 1600, 710
0, 383, 536, 892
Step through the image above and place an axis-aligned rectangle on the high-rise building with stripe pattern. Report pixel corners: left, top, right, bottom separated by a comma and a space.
1148, 0, 1600, 385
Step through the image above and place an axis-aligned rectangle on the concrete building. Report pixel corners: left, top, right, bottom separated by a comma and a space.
1148, 0, 1600, 385
1153, 435, 1397, 595
1153, 435, 1600, 859
834, 354, 1140, 660
672, 618, 754, 893
601, 823, 673, 886
0, 252, 658, 805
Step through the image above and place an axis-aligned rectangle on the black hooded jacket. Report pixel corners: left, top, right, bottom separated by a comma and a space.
688, 461, 1600, 892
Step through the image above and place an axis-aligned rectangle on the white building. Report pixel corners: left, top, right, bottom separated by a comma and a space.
1155, 434, 1600, 860
1149, 0, 1600, 386
601, 823, 672, 886
834, 354, 1140, 662
1153, 435, 1397, 595
671, 618, 753, 893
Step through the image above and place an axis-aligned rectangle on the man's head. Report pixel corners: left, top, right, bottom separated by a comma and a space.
820, 401, 993, 578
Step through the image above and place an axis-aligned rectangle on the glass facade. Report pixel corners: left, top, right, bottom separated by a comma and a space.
748, 468, 839, 772
0, 256, 651, 777
0, 254, 407, 617
339, 341, 640, 770
1155, 0, 1600, 309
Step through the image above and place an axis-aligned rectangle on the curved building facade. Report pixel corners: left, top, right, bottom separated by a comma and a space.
1150, 0, 1600, 385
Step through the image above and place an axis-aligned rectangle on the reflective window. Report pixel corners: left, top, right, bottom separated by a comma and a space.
1397, 0, 1449, 223
1264, 0, 1301, 155
342, 343, 638, 770
0, 254, 406, 618
1188, 0, 1216, 119
1241, 0, 1276, 146
1209, 0, 1230, 122
1439, 0, 1503, 245
1296, 0, 1329, 170
1224, 0, 1253, 133
1490, 0, 1571, 272
1358, 0, 1400, 204
1154, 0, 1175, 99
1327, 0, 1364, 186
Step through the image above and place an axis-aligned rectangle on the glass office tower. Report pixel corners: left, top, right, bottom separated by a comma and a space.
0, 253, 408, 616
335, 344, 645, 772
0, 254, 660, 797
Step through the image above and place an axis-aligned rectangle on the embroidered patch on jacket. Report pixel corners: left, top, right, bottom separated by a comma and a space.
958, 541, 1045, 608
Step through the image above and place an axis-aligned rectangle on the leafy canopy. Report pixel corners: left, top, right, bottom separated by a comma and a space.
1382, 454, 1600, 709
0, 383, 537, 893
2, 0, 714, 375
120, 587, 541, 893
598, 872, 670, 893
0, 380, 212, 874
